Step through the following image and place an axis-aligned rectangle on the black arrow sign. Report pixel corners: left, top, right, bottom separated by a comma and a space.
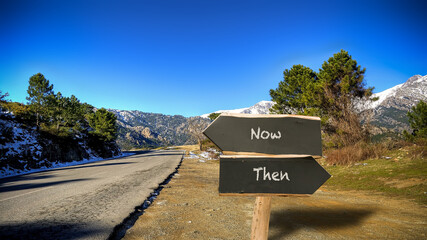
203, 114, 322, 156
219, 156, 330, 195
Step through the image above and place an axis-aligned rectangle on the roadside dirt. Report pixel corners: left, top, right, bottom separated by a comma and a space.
123, 155, 427, 240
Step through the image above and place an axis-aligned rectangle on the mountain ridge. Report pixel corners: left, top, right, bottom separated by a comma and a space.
111, 75, 425, 150
108, 109, 210, 150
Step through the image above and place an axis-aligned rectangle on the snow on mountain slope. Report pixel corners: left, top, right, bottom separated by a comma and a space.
369, 83, 404, 109
201, 100, 274, 118
367, 75, 426, 110
367, 75, 427, 131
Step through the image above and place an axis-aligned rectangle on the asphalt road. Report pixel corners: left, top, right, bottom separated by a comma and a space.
0, 150, 183, 240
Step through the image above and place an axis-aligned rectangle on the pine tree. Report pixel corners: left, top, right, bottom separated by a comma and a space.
269, 64, 321, 115
46, 92, 65, 133
269, 50, 375, 147
0, 91, 9, 102
26, 73, 54, 130
87, 108, 118, 141
0, 91, 9, 111
317, 50, 374, 146
404, 101, 427, 139
318, 50, 373, 119
208, 112, 221, 120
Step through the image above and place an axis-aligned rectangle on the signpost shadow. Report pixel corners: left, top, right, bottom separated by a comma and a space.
268, 207, 375, 240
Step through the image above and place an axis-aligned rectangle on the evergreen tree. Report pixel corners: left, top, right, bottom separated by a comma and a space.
46, 91, 93, 135
318, 49, 374, 119
404, 101, 427, 139
62, 95, 81, 130
0, 91, 9, 111
317, 50, 374, 146
87, 108, 118, 141
46, 92, 66, 133
208, 112, 221, 120
26, 73, 54, 130
269, 64, 321, 115
0, 91, 9, 102
269, 50, 375, 147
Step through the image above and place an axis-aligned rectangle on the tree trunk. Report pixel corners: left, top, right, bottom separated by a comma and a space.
198, 139, 202, 151
36, 112, 40, 131
56, 122, 60, 134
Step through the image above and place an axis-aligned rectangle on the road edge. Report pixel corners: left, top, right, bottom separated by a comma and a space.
108, 151, 184, 240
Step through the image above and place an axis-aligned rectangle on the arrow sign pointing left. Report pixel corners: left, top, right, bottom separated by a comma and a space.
203, 114, 322, 156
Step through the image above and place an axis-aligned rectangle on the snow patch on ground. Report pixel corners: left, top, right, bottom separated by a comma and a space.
185, 148, 221, 163
0, 118, 40, 158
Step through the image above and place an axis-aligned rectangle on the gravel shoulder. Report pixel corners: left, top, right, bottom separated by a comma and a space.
123, 153, 427, 240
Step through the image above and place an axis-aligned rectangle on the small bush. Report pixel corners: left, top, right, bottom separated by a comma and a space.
1, 102, 34, 122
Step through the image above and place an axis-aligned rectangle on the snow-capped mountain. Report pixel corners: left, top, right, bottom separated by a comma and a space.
367, 75, 426, 110
366, 74, 426, 131
201, 75, 427, 132
201, 100, 274, 118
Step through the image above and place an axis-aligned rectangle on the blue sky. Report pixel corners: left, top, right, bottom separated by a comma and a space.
1, 0, 426, 117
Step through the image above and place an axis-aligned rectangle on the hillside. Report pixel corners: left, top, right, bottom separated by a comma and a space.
0, 111, 122, 178
109, 109, 210, 150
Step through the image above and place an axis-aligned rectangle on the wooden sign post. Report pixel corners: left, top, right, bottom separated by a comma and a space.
203, 113, 330, 240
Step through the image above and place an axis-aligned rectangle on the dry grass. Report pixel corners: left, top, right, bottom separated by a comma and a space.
325, 142, 385, 165
172, 145, 199, 155
324, 138, 426, 165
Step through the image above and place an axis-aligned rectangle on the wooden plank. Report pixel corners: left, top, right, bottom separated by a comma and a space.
219, 193, 310, 197
219, 156, 330, 194
218, 113, 320, 120
222, 153, 312, 158
251, 196, 271, 240
203, 114, 322, 155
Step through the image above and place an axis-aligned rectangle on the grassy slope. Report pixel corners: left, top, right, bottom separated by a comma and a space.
323, 144, 427, 205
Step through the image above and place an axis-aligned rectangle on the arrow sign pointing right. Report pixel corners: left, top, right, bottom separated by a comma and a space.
203, 114, 322, 156
219, 156, 331, 195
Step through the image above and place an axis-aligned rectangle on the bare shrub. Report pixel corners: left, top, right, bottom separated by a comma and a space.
325, 141, 386, 165
188, 117, 209, 151
322, 88, 372, 149
409, 138, 426, 160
